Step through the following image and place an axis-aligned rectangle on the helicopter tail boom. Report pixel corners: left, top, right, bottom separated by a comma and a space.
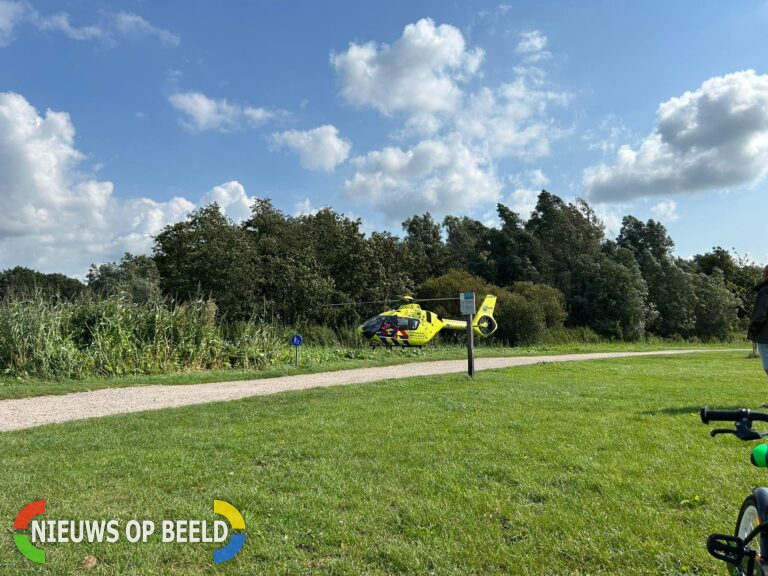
442, 318, 467, 330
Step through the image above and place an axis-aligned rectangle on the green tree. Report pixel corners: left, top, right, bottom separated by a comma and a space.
0, 266, 85, 301
568, 254, 647, 340
264, 248, 336, 324
692, 269, 739, 340
616, 216, 698, 338
638, 251, 696, 338
87, 253, 161, 304
694, 247, 763, 327
617, 216, 675, 260
242, 198, 295, 250
153, 204, 260, 319
443, 216, 493, 281
693, 246, 738, 280
525, 192, 604, 293
299, 208, 370, 302
487, 204, 541, 286
402, 213, 447, 285
362, 231, 415, 302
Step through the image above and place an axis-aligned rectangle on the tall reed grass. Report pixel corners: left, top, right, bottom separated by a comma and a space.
0, 295, 282, 380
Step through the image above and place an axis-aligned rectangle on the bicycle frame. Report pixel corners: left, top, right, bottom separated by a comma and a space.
701, 408, 768, 575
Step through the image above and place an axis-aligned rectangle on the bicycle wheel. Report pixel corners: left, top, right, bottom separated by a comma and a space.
736, 493, 768, 575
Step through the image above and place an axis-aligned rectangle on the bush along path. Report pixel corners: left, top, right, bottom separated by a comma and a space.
0, 349, 741, 432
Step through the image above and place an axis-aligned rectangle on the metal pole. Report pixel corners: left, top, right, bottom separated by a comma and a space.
467, 314, 474, 378
295, 346, 299, 368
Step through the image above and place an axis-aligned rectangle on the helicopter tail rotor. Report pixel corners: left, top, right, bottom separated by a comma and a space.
473, 295, 498, 337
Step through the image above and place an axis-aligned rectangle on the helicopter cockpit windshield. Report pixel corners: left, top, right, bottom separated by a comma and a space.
361, 315, 395, 337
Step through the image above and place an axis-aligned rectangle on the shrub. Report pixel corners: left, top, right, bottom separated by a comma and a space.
509, 281, 566, 329
495, 292, 546, 345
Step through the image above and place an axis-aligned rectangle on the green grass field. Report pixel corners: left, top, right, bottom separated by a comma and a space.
1, 351, 765, 574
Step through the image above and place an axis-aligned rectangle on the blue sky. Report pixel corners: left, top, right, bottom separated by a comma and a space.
1, 0, 767, 276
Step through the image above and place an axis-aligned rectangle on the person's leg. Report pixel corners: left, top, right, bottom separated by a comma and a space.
760, 343, 768, 378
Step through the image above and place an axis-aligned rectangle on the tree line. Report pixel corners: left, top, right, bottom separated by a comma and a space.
1, 191, 762, 344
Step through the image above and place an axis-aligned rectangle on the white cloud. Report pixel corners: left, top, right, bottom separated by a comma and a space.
111, 12, 179, 46
242, 107, 272, 124
480, 209, 501, 229
168, 92, 276, 132
592, 203, 624, 238
0, 0, 27, 46
512, 65, 547, 84
582, 114, 634, 156
166, 68, 183, 87
471, 4, 513, 38
0, 92, 197, 276
344, 134, 501, 221
397, 113, 444, 139
34, 12, 103, 41
650, 199, 679, 223
169, 92, 240, 131
0, 4, 178, 47
334, 20, 569, 223
505, 188, 539, 220
116, 196, 196, 255
456, 79, 569, 159
271, 125, 351, 172
200, 181, 254, 223
516, 30, 551, 63
331, 18, 484, 117
528, 168, 549, 188
584, 70, 768, 201
293, 198, 319, 217
504, 169, 550, 219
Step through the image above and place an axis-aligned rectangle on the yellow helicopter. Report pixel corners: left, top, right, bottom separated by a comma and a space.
358, 295, 498, 347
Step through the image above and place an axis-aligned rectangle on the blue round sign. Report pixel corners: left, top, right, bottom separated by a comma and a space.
290, 334, 303, 347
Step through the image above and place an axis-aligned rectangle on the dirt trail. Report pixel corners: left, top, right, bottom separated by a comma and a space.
0, 350, 739, 432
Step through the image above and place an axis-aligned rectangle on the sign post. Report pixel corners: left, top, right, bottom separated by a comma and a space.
459, 292, 476, 378
290, 334, 303, 368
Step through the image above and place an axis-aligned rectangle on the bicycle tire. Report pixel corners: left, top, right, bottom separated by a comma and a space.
735, 489, 768, 575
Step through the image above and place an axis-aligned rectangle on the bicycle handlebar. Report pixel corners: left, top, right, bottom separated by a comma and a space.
700, 407, 768, 424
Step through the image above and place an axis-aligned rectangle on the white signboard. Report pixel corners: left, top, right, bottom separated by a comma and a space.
459, 291, 475, 315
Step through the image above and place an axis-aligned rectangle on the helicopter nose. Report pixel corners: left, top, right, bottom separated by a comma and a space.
362, 331, 375, 339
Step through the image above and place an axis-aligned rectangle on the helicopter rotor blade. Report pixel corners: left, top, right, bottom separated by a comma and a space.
322, 299, 400, 307
322, 296, 459, 307
408, 297, 459, 302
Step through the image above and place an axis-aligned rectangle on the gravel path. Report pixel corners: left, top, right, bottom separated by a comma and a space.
0, 349, 737, 432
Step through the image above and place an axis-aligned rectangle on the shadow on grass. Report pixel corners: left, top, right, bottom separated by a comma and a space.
642, 406, 746, 416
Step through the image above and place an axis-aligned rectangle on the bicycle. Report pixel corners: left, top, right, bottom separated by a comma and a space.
700, 407, 768, 575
